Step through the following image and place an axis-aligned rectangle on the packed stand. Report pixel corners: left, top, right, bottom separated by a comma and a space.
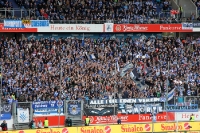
0, 34, 200, 103
0, 0, 13, 18
11, 0, 174, 23
193, 0, 200, 18
194, 0, 200, 11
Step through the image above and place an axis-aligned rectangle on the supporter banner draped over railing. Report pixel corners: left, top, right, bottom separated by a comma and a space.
166, 104, 198, 112
87, 90, 175, 105
84, 106, 117, 116
1, 103, 12, 119
88, 98, 163, 105
67, 103, 81, 116
32, 100, 64, 116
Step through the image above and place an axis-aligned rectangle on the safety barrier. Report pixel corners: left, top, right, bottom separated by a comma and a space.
1, 122, 200, 133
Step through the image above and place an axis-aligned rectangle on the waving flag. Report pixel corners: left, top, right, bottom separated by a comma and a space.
120, 63, 134, 77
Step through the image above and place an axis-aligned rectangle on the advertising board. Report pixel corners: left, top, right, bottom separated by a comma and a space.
0, 127, 76, 133
175, 112, 200, 121
82, 112, 175, 124
37, 24, 104, 32
105, 24, 193, 32
32, 115, 65, 126
4, 20, 49, 28
0, 22, 198, 33
0, 23, 37, 32
76, 122, 200, 132
1, 122, 200, 133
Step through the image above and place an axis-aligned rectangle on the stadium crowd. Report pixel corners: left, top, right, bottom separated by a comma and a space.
0, 34, 199, 103
1, 0, 200, 23
0, 0, 174, 23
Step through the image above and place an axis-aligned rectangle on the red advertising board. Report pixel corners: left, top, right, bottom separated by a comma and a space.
0, 23, 37, 32
113, 24, 193, 32
33, 115, 65, 126
83, 112, 175, 124
32, 112, 174, 126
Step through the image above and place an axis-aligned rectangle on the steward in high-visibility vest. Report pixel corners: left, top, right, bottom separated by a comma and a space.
190, 114, 195, 121
179, 6, 183, 13
85, 116, 90, 126
44, 117, 49, 128
179, 5, 183, 18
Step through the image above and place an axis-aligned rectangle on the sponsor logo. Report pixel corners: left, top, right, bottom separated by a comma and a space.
36, 128, 61, 133
88, 115, 128, 123
182, 23, 193, 30
106, 24, 112, 32
50, 25, 91, 31
121, 124, 151, 132
115, 25, 121, 31
115, 25, 148, 32
145, 124, 151, 131
104, 126, 111, 133
62, 128, 69, 133
160, 123, 191, 131
80, 127, 106, 133
123, 25, 148, 31
138, 114, 166, 121
160, 25, 182, 30
18, 131, 25, 133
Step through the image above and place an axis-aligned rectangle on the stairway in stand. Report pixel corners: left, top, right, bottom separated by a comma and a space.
7, 0, 22, 18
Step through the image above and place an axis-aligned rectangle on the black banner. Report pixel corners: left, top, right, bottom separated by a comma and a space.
88, 97, 163, 105
84, 105, 117, 116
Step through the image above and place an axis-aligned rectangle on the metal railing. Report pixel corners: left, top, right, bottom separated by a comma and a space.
166, 96, 200, 106
1, 97, 199, 130
0, 18, 200, 24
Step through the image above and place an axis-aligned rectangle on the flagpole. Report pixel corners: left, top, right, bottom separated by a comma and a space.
0, 65, 2, 120
114, 62, 116, 121
166, 57, 170, 122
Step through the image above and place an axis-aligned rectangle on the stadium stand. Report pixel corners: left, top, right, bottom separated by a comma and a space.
194, 0, 200, 10
0, 34, 199, 103
1, 0, 199, 23
0, 0, 175, 23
